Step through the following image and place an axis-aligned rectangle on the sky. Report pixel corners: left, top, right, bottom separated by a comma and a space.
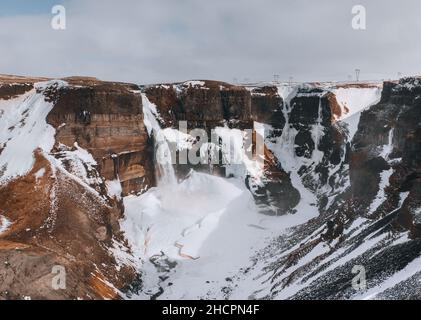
0, 0, 420, 84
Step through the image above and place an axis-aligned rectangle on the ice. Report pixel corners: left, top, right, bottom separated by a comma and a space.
140, 92, 176, 186
380, 128, 394, 160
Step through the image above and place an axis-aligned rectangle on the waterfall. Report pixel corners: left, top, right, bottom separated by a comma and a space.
314, 97, 323, 147
140, 92, 177, 186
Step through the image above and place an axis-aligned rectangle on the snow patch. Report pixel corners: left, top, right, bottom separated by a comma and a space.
0, 80, 67, 184
106, 179, 122, 200
0, 215, 12, 234
333, 87, 382, 120
34, 168, 46, 181
334, 87, 382, 140
368, 168, 394, 214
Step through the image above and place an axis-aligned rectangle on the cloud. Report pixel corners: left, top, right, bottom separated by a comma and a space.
0, 0, 420, 84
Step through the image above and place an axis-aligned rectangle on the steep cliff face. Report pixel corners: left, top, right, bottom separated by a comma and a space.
351, 77, 421, 237
46, 78, 155, 196
142, 81, 382, 215
0, 78, 143, 299
224, 79, 421, 301
143, 80, 299, 214
144, 81, 252, 127
269, 87, 348, 205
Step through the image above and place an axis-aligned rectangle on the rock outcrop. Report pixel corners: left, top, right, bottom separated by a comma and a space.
47, 78, 155, 196
351, 77, 421, 237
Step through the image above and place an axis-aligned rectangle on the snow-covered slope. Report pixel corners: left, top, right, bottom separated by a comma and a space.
0, 81, 66, 184
333, 86, 382, 140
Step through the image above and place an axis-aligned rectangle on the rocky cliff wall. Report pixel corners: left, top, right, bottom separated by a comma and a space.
46, 78, 155, 196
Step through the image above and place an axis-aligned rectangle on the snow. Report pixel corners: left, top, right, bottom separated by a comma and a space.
277, 83, 298, 101
393, 77, 421, 92
263, 84, 319, 217
213, 125, 265, 187
366, 128, 399, 214
368, 168, 394, 214
71, 142, 97, 165
0, 215, 12, 234
116, 82, 416, 300
162, 127, 196, 150
34, 167, 46, 181
379, 128, 394, 160
122, 170, 313, 299
51, 143, 101, 189
340, 112, 361, 141
275, 231, 388, 300
413, 207, 421, 224
122, 172, 246, 260
141, 92, 266, 188
309, 97, 326, 164
0, 80, 67, 184
333, 87, 382, 120
334, 87, 382, 140
182, 81, 206, 87
106, 179, 122, 200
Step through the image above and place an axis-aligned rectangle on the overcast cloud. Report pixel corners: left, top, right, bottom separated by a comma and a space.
0, 0, 420, 84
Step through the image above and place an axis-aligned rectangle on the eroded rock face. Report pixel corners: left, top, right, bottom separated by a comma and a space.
251, 86, 285, 128
144, 81, 252, 128
46, 79, 155, 195
0, 78, 143, 299
0, 152, 135, 299
290, 89, 345, 170
264, 86, 349, 212
0, 75, 47, 100
350, 77, 421, 237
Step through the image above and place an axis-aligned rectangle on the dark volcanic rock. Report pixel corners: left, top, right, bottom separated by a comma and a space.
250, 86, 285, 128
350, 77, 421, 236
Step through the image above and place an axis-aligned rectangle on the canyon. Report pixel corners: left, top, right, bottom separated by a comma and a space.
0, 74, 420, 299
